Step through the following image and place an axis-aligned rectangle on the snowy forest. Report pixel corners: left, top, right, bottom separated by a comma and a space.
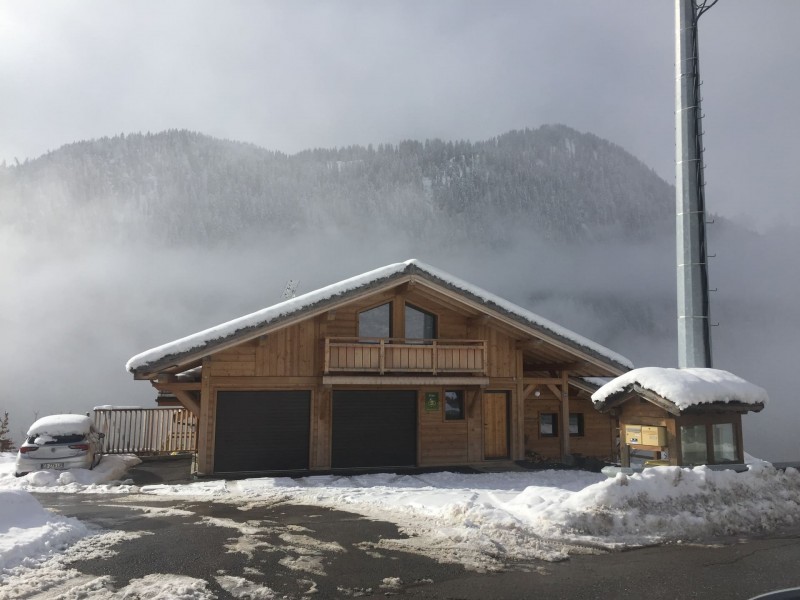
0, 126, 796, 461
0, 126, 672, 244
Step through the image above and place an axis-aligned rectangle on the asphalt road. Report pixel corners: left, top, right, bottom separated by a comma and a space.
33, 490, 800, 600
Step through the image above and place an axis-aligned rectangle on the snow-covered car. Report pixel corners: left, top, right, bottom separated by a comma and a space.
15, 414, 104, 476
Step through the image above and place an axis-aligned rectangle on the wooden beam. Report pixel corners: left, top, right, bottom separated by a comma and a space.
560, 370, 570, 462
172, 390, 201, 418
322, 376, 490, 387
153, 382, 202, 392
522, 377, 564, 385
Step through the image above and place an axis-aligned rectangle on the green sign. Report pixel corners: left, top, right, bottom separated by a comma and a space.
424, 392, 440, 412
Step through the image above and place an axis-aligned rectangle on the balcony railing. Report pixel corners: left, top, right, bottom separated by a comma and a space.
324, 337, 487, 375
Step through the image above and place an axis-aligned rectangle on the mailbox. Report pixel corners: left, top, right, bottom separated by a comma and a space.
641, 426, 667, 447
624, 424, 642, 445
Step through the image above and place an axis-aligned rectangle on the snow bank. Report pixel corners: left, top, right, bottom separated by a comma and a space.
0, 489, 89, 571
0, 453, 141, 492
139, 465, 800, 567
592, 367, 769, 410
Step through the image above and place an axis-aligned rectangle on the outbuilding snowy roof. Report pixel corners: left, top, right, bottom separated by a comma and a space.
127, 259, 633, 375
591, 367, 768, 412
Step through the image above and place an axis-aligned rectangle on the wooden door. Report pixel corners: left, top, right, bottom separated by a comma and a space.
483, 392, 509, 459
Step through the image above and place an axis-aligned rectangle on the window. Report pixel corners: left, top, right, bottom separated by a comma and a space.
358, 302, 391, 339
680, 424, 708, 465
539, 413, 558, 437
713, 423, 738, 463
569, 413, 584, 437
405, 304, 436, 340
444, 390, 465, 420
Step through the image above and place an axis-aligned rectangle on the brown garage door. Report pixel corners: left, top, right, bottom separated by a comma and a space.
332, 390, 417, 468
214, 390, 310, 473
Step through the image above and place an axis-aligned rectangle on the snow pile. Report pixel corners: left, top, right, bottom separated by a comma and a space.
592, 367, 769, 410
0, 489, 90, 572
139, 465, 800, 567
0, 452, 141, 492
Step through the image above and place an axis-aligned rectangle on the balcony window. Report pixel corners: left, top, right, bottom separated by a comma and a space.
358, 302, 391, 339
444, 390, 465, 420
405, 304, 436, 340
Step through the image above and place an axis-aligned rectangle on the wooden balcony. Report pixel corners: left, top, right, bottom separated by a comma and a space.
324, 338, 487, 376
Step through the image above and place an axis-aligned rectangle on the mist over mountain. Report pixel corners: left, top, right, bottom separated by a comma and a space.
0, 126, 796, 462
0, 125, 673, 244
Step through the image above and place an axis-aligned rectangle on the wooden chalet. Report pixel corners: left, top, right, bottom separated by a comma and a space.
591, 367, 767, 467
127, 260, 632, 476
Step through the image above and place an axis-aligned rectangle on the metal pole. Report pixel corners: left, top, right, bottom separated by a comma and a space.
676, 0, 713, 368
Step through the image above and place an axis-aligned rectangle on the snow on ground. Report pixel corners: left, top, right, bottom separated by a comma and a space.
2, 450, 799, 588
0, 451, 141, 492
137, 463, 800, 568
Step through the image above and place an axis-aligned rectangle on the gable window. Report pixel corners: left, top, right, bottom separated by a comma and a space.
405, 304, 436, 341
539, 413, 558, 437
358, 302, 392, 339
569, 413, 585, 437
444, 390, 465, 420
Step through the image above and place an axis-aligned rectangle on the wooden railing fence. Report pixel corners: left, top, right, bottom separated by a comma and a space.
93, 407, 197, 455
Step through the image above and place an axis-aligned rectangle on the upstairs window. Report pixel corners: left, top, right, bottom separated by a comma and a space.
405, 304, 436, 340
358, 303, 392, 339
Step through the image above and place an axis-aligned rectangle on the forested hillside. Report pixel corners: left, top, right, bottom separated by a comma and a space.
0, 125, 673, 244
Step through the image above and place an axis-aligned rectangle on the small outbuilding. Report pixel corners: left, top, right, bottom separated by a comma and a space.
591, 367, 767, 467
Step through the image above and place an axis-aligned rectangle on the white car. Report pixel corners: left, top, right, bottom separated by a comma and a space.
15, 414, 104, 476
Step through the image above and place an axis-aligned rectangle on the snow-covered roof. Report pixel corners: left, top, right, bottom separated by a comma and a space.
591, 367, 768, 411
127, 259, 633, 374
26, 414, 92, 437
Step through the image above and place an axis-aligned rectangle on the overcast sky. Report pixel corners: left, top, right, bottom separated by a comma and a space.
1, 0, 798, 230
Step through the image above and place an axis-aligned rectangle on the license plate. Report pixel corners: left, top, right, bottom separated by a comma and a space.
41, 462, 65, 470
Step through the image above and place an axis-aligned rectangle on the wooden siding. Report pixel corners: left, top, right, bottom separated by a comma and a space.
418, 388, 470, 466
524, 392, 614, 461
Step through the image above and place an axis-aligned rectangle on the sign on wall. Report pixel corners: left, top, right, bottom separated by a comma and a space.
424, 392, 440, 412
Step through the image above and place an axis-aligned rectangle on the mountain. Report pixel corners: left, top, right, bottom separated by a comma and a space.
0, 126, 673, 245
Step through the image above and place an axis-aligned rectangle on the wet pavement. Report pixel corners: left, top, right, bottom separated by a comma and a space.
20, 457, 800, 599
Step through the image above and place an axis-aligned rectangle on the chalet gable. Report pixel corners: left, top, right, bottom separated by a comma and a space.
127, 259, 633, 379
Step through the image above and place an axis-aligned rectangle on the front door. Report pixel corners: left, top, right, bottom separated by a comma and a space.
483, 391, 509, 459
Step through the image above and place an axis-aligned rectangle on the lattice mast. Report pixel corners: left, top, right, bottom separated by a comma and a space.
676, 0, 717, 368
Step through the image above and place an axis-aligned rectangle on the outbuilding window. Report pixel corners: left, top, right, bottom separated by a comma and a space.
680, 424, 708, 465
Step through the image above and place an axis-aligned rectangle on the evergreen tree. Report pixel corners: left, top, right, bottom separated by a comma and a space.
0, 412, 14, 451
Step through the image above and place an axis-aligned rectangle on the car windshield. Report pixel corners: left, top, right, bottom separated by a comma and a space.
27, 434, 85, 445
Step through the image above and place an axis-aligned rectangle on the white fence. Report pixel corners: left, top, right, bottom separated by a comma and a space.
93, 407, 197, 455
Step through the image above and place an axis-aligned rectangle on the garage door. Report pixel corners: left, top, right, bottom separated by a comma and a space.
214, 390, 310, 473
332, 390, 417, 468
